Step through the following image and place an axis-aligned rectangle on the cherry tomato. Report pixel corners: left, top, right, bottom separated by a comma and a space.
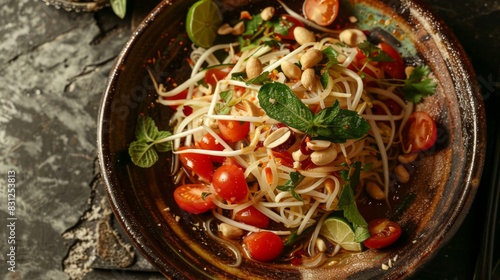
378, 43, 406, 79
363, 218, 402, 249
243, 231, 284, 262
218, 120, 250, 143
198, 133, 225, 163
402, 111, 437, 152
204, 68, 228, 88
173, 184, 215, 214
276, 14, 305, 41
163, 89, 188, 110
303, 0, 339, 26
234, 205, 270, 228
212, 164, 249, 203
178, 146, 214, 183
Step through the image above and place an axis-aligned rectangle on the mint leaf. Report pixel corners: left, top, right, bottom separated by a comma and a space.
135, 115, 159, 142
311, 101, 370, 142
129, 141, 158, 168
258, 83, 369, 143
128, 116, 173, 168
258, 83, 314, 132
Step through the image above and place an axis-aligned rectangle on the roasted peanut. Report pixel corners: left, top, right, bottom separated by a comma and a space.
339, 29, 367, 47
395, 164, 410, 183
217, 23, 233, 35
293, 26, 316, 45
281, 61, 302, 80
398, 152, 418, 164
300, 49, 323, 69
246, 56, 263, 79
307, 140, 331, 151
231, 21, 245, 35
261, 7, 275, 21
310, 145, 337, 166
365, 181, 385, 200
301, 68, 316, 90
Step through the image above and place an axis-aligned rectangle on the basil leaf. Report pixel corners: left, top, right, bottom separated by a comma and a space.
128, 141, 158, 168
258, 83, 313, 132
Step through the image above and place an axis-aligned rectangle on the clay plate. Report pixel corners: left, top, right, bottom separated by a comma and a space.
97, 0, 486, 279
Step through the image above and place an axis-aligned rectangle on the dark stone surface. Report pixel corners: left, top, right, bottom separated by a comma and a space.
0, 0, 497, 279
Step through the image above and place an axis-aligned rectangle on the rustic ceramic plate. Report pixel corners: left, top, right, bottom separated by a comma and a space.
97, 0, 486, 278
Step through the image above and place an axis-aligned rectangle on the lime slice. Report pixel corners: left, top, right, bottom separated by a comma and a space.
186, 0, 223, 49
320, 216, 362, 252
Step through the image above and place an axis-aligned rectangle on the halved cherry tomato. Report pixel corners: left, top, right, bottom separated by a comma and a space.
178, 146, 214, 183
198, 133, 225, 163
378, 43, 406, 79
244, 231, 284, 262
163, 89, 188, 110
303, 0, 339, 26
218, 120, 250, 143
173, 184, 215, 214
234, 205, 270, 228
402, 111, 437, 152
363, 218, 402, 249
204, 68, 228, 88
276, 14, 305, 41
212, 164, 248, 203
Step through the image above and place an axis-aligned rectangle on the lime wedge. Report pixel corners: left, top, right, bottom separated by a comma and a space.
185, 0, 223, 49
320, 216, 362, 252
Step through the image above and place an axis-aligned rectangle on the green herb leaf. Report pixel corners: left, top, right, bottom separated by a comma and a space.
322, 46, 340, 69
135, 115, 159, 142
258, 83, 314, 132
128, 116, 173, 168
246, 71, 271, 85
337, 162, 369, 242
357, 41, 394, 62
311, 101, 370, 142
110, 0, 127, 19
258, 83, 370, 143
215, 90, 233, 115
128, 141, 158, 168
277, 172, 305, 201
402, 65, 437, 103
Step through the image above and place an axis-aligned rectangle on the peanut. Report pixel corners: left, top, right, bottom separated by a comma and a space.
395, 164, 410, 183
293, 26, 316, 45
281, 61, 302, 80
260, 7, 275, 21
301, 68, 316, 90
246, 56, 263, 79
365, 181, 385, 200
339, 29, 367, 47
231, 21, 245, 35
300, 49, 323, 70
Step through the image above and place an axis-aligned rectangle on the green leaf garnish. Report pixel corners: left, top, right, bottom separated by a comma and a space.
402, 65, 437, 103
246, 71, 271, 85
258, 82, 370, 143
277, 172, 305, 201
110, 0, 127, 19
128, 116, 173, 168
338, 162, 370, 242
357, 41, 394, 62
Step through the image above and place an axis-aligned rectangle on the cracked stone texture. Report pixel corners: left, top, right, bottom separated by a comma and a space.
0, 0, 498, 279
